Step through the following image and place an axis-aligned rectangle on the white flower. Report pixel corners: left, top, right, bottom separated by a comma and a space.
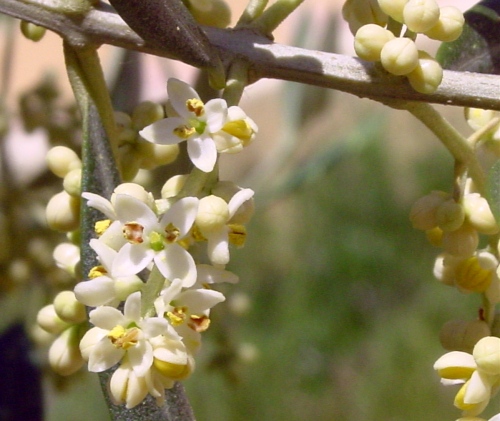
80, 291, 170, 377
212, 106, 258, 154
139, 78, 228, 172
74, 239, 143, 307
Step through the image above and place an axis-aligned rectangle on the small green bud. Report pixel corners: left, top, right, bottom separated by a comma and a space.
132, 101, 164, 131
20, 21, 46, 42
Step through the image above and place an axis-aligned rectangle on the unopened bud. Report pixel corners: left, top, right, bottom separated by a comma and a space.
46, 191, 80, 232
403, 0, 440, 33
195, 195, 229, 233
48, 325, 85, 376
473, 336, 500, 375
354, 24, 395, 62
436, 199, 465, 232
439, 319, 490, 353
380, 37, 419, 76
53, 290, 87, 324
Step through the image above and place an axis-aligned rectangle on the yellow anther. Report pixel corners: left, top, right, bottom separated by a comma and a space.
173, 125, 196, 139
228, 224, 247, 247
95, 219, 111, 236
186, 98, 205, 117
222, 120, 254, 143
88, 265, 107, 279
107, 325, 139, 350
167, 307, 187, 326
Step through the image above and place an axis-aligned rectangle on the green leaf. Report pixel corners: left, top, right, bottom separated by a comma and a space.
436, 0, 500, 74
487, 159, 500, 224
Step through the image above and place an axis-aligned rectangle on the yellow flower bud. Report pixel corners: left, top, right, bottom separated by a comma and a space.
53, 291, 87, 324
406, 51, 443, 94
46, 146, 81, 178
153, 358, 191, 379
63, 168, 82, 197
439, 319, 491, 353
403, 0, 440, 33
354, 24, 396, 62
455, 255, 493, 293
380, 37, 419, 75
378, 0, 409, 23
473, 336, 500, 375
137, 142, 179, 170
342, 0, 388, 34
425, 6, 464, 42
426, 226, 443, 247
436, 198, 465, 232
46, 191, 80, 232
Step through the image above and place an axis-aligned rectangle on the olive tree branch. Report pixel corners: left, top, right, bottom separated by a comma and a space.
1, 0, 500, 111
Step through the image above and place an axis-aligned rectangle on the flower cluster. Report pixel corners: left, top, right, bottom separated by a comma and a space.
342, 0, 465, 93
38, 79, 257, 408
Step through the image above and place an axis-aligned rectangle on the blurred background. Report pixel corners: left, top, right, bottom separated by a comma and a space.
1, 0, 494, 420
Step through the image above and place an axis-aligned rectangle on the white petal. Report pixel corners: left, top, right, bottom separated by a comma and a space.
204, 98, 228, 132
123, 291, 142, 322
129, 339, 153, 377
141, 317, 170, 338
227, 188, 254, 219
112, 243, 155, 277
109, 363, 149, 409
155, 279, 184, 316
167, 79, 201, 118
464, 370, 492, 404
187, 135, 217, 172
160, 196, 199, 238
206, 230, 230, 266
82, 192, 116, 219
80, 327, 108, 360
88, 338, 124, 372
74, 277, 116, 307
155, 245, 197, 287
113, 194, 157, 226
434, 351, 477, 371
90, 239, 117, 272
179, 289, 225, 314
99, 221, 127, 251
89, 306, 126, 330
196, 264, 239, 284
139, 117, 188, 145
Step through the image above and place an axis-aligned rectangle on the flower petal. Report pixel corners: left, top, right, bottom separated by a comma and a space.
90, 239, 117, 272
113, 194, 157, 226
112, 243, 155, 277
187, 135, 217, 172
196, 264, 239, 284
139, 117, 188, 145
204, 98, 228, 132
206, 229, 230, 266
160, 197, 199, 238
82, 192, 116, 219
167, 78, 201, 118
123, 291, 142, 322
155, 245, 197, 287
88, 337, 124, 372
129, 339, 153, 377
228, 188, 254, 219
74, 276, 116, 307
89, 306, 126, 330
434, 351, 477, 379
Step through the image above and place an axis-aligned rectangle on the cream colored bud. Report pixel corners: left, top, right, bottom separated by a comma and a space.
20, 21, 46, 42
109, 364, 149, 408
137, 142, 179, 170
455, 255, 494, 293
436, 199, 465, 232
342, 0, 388, 34
409, 191, 449, 230
473, 336, 500, 375
53, 290, 86, 324
439, 319, 490, 353
46, 191, 80, 232
463, 193, 499, 235
378, 0, 408, 22
380, 37, 419, 75
425, 6, 464, 42
403, 0, 439, 33
187, 0, 231, 28
161, 175, 189, 199
46, 146, 81, 178
406, 51, 443, 94
354, 24, 395, 61
48, 325, 84, 376
115, 276, 144, 302
195, 195, 229, 233
118, 149, 141, 182
63, 168, 82, 197
465, 108, 499, 132
441, 223, 479, 257
53, 242, 80, 275
132, 101, 164, 131
114, 111, 132, 130
112, 183, 155, 209
37, 304, 70, 335
433, 253, 455, 286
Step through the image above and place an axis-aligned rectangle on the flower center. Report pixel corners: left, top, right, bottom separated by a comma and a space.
107, 325, 140, 350
89, 265, 107, 278
165, 222, 180, 243
123, 222, 144, 244
186, 98, 204, 117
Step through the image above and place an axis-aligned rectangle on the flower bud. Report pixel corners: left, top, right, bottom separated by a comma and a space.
109, 364, 149, 408
37, 304, 70, 335
46, 191, 80, 232
380, 37, 419, 76
406, 51, 443, 94
48, 325, 84, 376
342, 0, 388, 34
354, 24, 395, 62
114, 276, 144, 302
53, 242, 80, 275
53, 290, 87, 324
473, 336, 500, 375
114, 111, 132, 130
455, 255, 493, 293
433, 253, 457, 286
195, 195, 229, 233
212, 181, 255, 224
186, 0, 231, 28
403, 0, 440, 33
20, 21, 46, 42
439, 319, 490, 353
132, 101, 164, 131
465, 108, 499, 132
137, 142, 179, 170
425, 6, 464, 42
463, 193, 499, 235
409, 190, 449, 230
46, 146, 81, 178
161, 175, 189, 199
378, 0, 408, 23
426, 226, 443, 247
112, 183, 155, 209
442, 223, 478, 257
436, 199, 465, 232
63, 168, 82, 197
